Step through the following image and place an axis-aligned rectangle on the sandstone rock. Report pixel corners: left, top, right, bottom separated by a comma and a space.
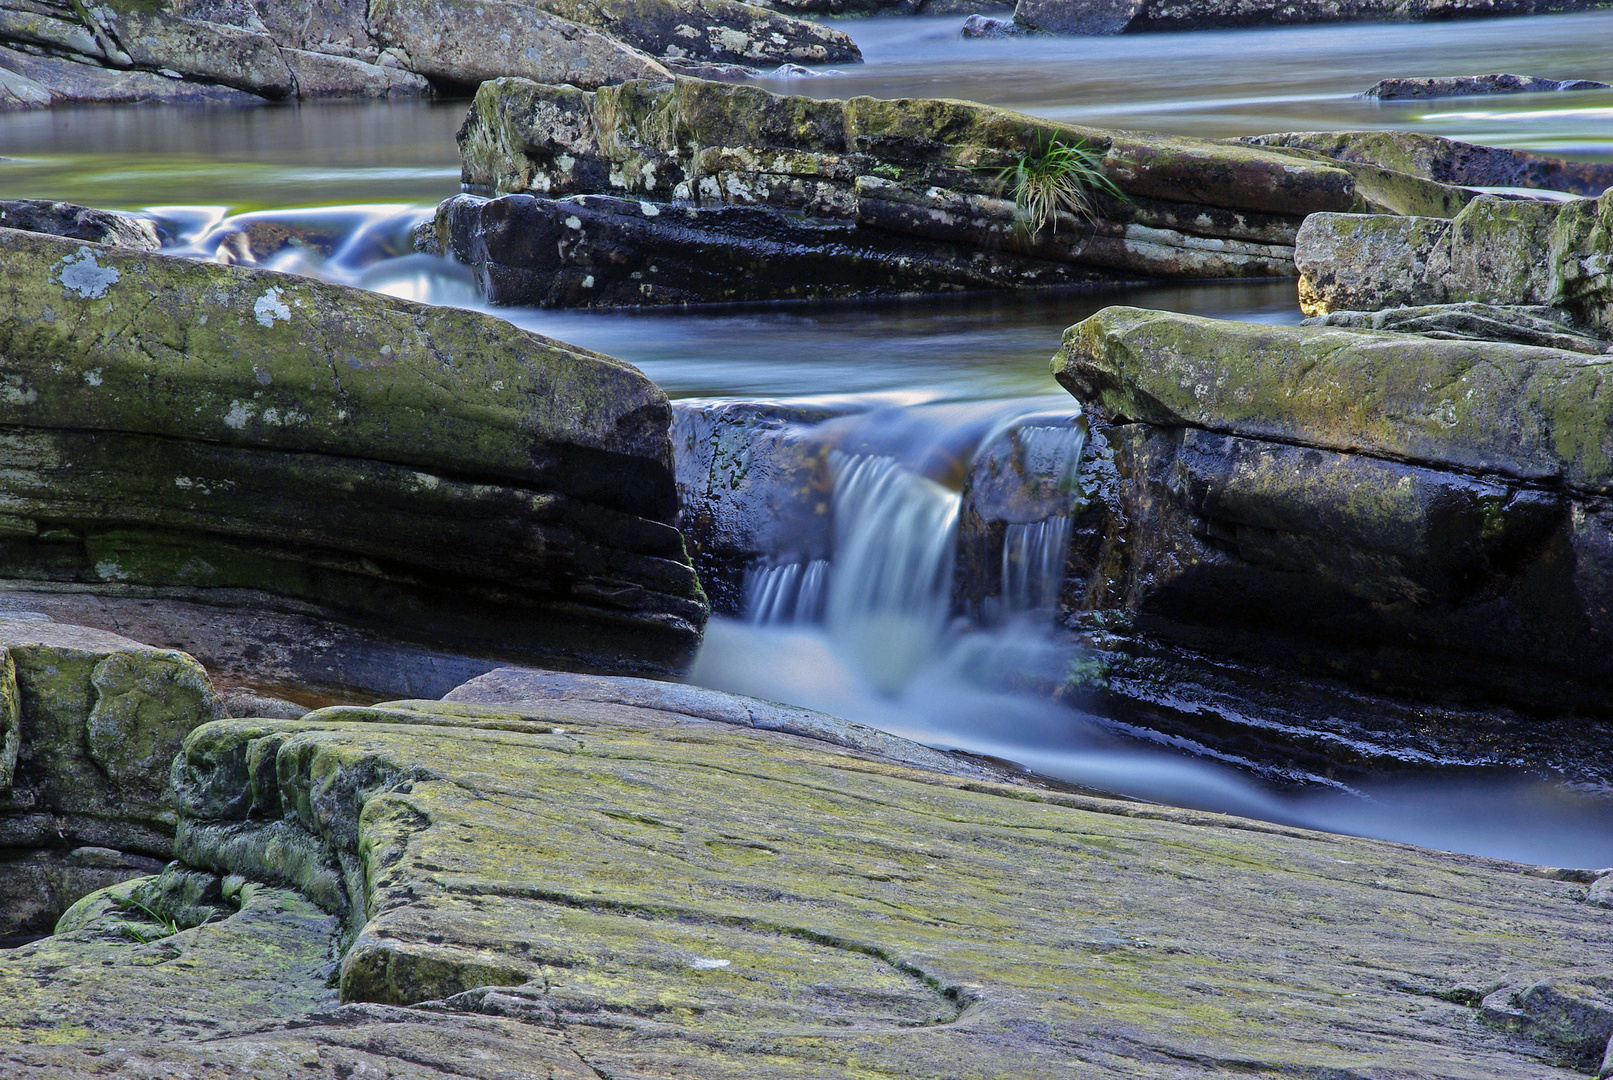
440, 77, 1503, 306
1243, 129, 1613, 198
100, 7, 295, 96
1304, 302, 1613, 354
0, 199, 160, 250
281, 46, 429, 97
1296, 189, 1613, 336
4, 694, 1605, 1076
0, 228, 706, 674
369, 0, 670, 91
0, 43, 266, 104
0, 61, 48, 109
0, 618, 222, 868
531, 0, 860, 65
1051, 306, 1613, 709
1013, 0, 1140, 34
1362, 73, 1610, 100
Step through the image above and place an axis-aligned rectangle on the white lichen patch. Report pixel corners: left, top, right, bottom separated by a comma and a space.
83, 369, 103, 386
688, 957, 730, 970
55, 249, 120, 299
253, 287, 291, 328
223, 400, 255, 430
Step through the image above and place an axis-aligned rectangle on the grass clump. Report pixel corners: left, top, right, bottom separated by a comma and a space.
113, 896, 180, 943
995, 137, 1126, 236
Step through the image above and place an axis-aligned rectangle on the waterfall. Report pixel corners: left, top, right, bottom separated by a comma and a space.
744, 559, 830, 625
1002, 515, 1072, 614
1014, 423, 1087, 498
824, 452, 960, 693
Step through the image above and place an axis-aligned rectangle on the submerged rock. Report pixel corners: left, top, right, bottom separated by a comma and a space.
1361, 73, 1610, 100
435, 76, 1492, 307
2, 684, 1608, 1076
0, 228, 707, 674
1052, 306, 1613, 713
0, 0, 856, 108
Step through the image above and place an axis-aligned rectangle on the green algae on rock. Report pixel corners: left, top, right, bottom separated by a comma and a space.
3, 688, 1603, 1077
427, 76, 1509, 307
1050, 305, 1613, 714
0, 228, 707, 674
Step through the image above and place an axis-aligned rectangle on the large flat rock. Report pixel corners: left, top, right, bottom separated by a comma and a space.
1, 691, 1606, 1076
0, 228, 706, 673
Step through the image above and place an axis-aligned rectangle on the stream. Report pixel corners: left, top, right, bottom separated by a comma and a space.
3, 10, 1612, 865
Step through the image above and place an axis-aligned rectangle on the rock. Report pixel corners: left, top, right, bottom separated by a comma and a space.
0, 0, 858, 107
0, 199, 160, 250
1295, 189, 1613, 337
1303, 302, 1613, 354
3, 693, 1606, 1076
960, 12, 1026, 34
0, 846, 166, 940
281, 46, 429, 97
1014, 0, 1613, 34
672, 400, 846, 613
1013, 0, 1139, 34
438, 76, 1499, 307
1362, 74, 1610, 100
1241, 130, 1613, 198
219, 688, 309, 720
368, 0, 670, 91
0, 617, 222, 869
1589, 873, 1613, 909
0, 43, 267, 104
1051, 306, 1613, 710
0, 228, 707, 674
1480, 979, 1613, 1071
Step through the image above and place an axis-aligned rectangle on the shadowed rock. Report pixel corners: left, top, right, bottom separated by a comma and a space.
0, 227, 707, 674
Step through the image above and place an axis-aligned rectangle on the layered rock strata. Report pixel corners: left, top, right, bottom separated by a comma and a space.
3, 677, 1610, 1076
427, 76, 1489, 307
0, 228, 707, 674
1052, 305, 1613, 714
0, 0, 857, 108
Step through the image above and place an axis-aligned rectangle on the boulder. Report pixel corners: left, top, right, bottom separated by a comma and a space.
436, 76, 1496, 307
0, 0, 858, 106
1295, 189, 1613, 337
1052, 306, 1613, 711
3, 690, 1609, 1076
0, 199, 160, 250
1242, 130, 1613, 198
1361, 74, 1610, 100
0, 228, 707, 674
0, 616, 223, 937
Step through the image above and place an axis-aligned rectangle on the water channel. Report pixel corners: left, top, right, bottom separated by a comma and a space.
4, 9, 1612, 865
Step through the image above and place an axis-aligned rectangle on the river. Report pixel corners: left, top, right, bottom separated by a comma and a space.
3, 10, 1611, 864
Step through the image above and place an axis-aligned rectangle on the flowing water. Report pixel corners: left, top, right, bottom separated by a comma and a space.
3, 11, 1612, 863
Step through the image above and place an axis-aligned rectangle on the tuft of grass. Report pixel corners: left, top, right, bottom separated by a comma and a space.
112, 896, 180, 943
994, 137, 1126, 237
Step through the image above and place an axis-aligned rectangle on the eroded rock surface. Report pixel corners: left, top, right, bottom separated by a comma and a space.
1, 690, 1607, 1077
1052, 306, 1613, 715
429, 76, 1490, 306
0, 0, 856, 108
0, 228, 707, 674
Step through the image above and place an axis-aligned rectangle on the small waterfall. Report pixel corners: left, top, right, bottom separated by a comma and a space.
825, 452, 960, 693
1013, 423, 1087, 499
1002, 515, 1072, 614
744, 559, 830, 625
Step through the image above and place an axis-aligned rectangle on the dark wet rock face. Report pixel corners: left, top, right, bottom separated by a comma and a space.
0, 0, 856, 107
0, 228, 707, 674
1362, 74, 1610, 99
0, 201, 160, 250
434, 77, 1498, 307
1052, 305, 1613, 716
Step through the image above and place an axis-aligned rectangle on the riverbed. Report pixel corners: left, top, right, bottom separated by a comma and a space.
3, 10, 1612, 864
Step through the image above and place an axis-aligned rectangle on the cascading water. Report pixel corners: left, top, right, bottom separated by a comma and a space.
1001, 516, 1072, 614
744, 559, 830, 626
